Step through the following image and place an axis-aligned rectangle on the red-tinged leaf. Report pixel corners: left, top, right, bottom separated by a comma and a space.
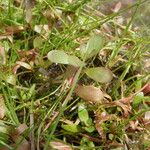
0, 95, 6, 119
13, 64, 21, 74
65, 66, 78, 85
75, 85, 104, 103
50, 141, 72, 150
142, 82, 150, 95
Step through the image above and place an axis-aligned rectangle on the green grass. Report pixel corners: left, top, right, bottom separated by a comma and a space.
0, 0, 150, 149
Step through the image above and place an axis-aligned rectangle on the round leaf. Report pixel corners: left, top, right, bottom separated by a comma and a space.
47, 50, 69, 64
75, 85, 104, 103
33, 37, 43, 48
85, 67, 113, 83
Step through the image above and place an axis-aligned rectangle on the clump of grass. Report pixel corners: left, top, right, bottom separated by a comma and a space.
0, 0, 150, 150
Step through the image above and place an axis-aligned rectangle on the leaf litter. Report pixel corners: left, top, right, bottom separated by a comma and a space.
0, 0, 149, 149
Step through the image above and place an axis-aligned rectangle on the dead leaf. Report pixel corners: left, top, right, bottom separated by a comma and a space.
0, 35, 12, 42
25, 8, 32, 23
5, 26, 24, 35
129, 120, 143, 131
13, 49, 38, 74
9, 123, 29, 150
25, 0, 36, 24
75, 85, 104, 103
16, 124, 28, 135
43, 111, 59, 132
79, 133, 101, 143
16, 61, 32, 70
115, 100, 131, 117
0, 46, 6, 65
112, 2, 122, 13
50, 141, 72, 150
103, 96, 132, 117
12, 140, 30, 150
0, 26, 24, 42
95, 112, 113, 140
17, 140, 30, 150
141, 82, 150, 95
0, 95, 6, 119
11, 124, 28, 143
102, 23, 112, 35
34, 25, 51, 38
13, 0, 22, 7
145, 111, 150, 120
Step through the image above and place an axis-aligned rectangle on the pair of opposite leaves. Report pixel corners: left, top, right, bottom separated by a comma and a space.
47, 35, 113, 84
47, 35, 113, 103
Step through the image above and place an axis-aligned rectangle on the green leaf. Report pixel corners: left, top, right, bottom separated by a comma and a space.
85, 67, 113, 83
47, 50, 69, 64
80, 137, 95, 149
5, 74, 17, 85
133, 92, 144, 108
61, 124, 80, 133
47, 50, 85, 67
81, 35, 104, 60
78, 103, 89, 125
27, 84, 36, 99
68, 55, 85, 67
33, 37, 43, 48
84, 126, 95, 133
